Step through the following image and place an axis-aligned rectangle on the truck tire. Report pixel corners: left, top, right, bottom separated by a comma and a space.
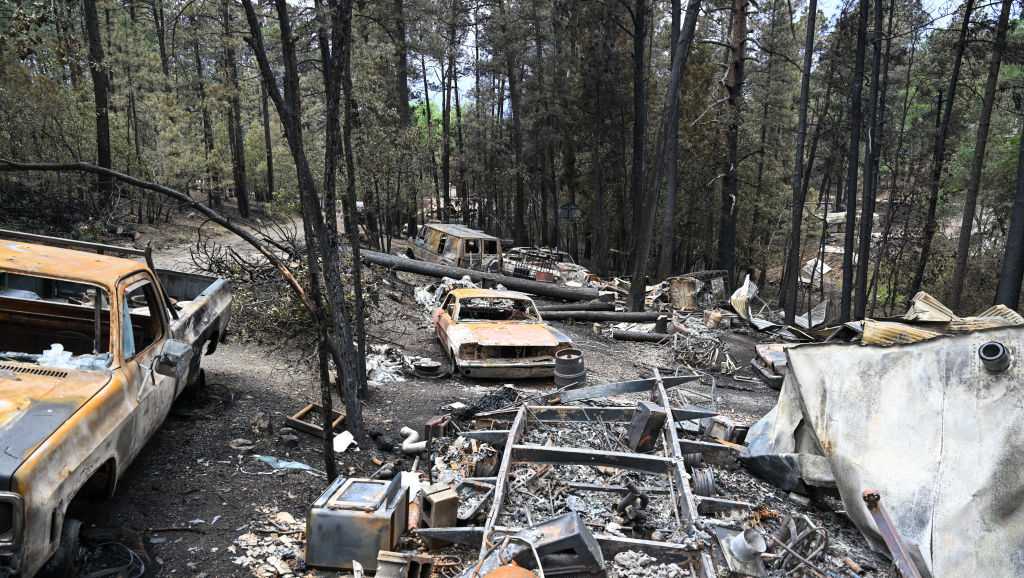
38, 517, 81, 578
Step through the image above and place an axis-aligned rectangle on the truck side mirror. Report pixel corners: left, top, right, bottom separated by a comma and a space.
155, 339, 193, 380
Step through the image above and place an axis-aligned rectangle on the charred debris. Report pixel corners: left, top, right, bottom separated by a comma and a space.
226, 247, 1024, 578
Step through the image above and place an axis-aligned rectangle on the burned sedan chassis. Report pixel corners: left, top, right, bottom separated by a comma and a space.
434, 289, 573, 379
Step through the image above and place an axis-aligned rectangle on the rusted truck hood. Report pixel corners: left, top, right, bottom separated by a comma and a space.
449, 323, 563, 347
0, 366, 111, 491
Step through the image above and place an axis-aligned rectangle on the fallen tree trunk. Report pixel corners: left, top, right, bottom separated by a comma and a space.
361, 250, 599, 301
612, 330, 672, 342
536, 300, 614, 312
541, 310, 663, 322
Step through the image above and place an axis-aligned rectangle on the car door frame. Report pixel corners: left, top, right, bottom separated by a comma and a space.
116, 272, 175, 457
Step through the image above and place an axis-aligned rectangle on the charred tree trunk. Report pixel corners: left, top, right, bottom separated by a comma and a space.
260, 79, 275, 201
782, 0, 818, 323
717, 0, 747, 284
839, 0, 869, 322
854, 0, 885, 319
996, 116, 1024, 309
908, 0, 974, 300
223, 0, 249, 218
949, 0, 1011, 311
629, 0, 701, 311
505, 35, 526, 243
193, 37, 219, 209
394, 0, 411, 128
242, 0, 365, 437
656, 0, 682, 280
420, 55, 441, 219
629, 0, 648, 250
83, 0, 113, 204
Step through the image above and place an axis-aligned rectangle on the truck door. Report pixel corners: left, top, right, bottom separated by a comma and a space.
119, 274, 176, 455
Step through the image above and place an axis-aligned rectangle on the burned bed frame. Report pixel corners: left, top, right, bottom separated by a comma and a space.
417, 373, 762, 577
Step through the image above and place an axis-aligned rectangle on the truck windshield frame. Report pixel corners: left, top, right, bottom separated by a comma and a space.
0, 271, 114, 366
456, 297, 540, 323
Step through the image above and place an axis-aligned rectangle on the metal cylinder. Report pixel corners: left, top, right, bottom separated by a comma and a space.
729, 528, 767, 562
683, 453, 704, 468
979, 341, 1010, 373
554, 348, 586, 387
654, 315, 670, 334
692, 466, 716, 497
611, 330, 671, 343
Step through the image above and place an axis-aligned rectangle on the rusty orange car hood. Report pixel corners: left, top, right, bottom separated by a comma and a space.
0, 365, 112, 490
451, 323, 560, 347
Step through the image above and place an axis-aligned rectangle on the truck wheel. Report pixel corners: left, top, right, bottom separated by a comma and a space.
38, 518, 81, 578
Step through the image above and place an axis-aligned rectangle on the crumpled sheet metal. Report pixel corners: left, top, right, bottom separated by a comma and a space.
743, 327, 1024, 577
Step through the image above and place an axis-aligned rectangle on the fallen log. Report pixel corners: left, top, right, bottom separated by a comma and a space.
536, 300, 615, 312
612, 330, 672, 342
540, 310, 663, 322
360, 250, 599, 301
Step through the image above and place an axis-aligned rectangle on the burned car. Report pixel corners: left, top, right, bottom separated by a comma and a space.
432, 288, 572, 378
498, 247, 593, 286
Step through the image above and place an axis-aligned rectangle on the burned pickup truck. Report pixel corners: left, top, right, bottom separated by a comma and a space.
433, 288, 572, 378
0, 231, 231, 576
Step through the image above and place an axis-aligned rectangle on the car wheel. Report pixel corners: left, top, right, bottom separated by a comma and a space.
38, 517, 81, 578
447, 349, 462, 376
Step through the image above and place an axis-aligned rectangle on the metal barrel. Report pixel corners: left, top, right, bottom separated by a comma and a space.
554, 348, 586, 387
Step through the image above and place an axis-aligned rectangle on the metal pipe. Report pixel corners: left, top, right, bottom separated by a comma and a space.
979, 341, 1010, 372
728, 528, 767, 562
400, 426, 427, 454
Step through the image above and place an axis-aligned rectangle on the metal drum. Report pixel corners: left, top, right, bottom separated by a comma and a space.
554, 348, 586, 387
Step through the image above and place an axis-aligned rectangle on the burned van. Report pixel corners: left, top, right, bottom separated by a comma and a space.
412, 223, 502, 270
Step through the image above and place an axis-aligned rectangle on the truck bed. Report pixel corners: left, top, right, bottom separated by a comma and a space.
155, 269, 232, 354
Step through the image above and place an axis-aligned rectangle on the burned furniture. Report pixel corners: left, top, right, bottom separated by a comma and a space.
306, 475, 409, 571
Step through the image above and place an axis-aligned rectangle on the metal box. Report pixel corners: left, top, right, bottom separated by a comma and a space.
305, 475, 409, 570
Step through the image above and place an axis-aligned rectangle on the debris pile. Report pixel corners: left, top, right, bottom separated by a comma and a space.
232, 511, 305, 578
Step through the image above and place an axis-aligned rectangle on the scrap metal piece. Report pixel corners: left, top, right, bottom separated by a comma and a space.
540, 375, 698, 404
691, 467, 715, 497
305, 475, 409, 570
375, 551, 434, 578
627, 401, 667, 452
421, 483, 459, 529
711, 526, 767, 577
417, 526, 706, 562
615, 482, 650, 521
862, 490, 928, 578
465, 513, 604, 577
509, 444, 675, 474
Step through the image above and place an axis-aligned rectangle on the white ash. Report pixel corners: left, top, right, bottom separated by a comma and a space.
611, 550, 690, 577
